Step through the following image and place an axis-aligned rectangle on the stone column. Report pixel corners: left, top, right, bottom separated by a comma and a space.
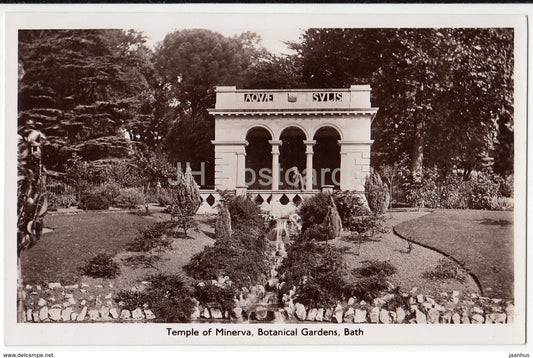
303, 140, 316, 191
269, 140, 282, 191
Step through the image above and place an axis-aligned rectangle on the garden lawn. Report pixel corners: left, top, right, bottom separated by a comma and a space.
20, 212, 157, 285
394, 210, 514, 300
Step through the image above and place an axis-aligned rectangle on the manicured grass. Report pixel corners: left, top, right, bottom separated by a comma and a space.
20, 212, 156, 285
394, 210, 514, 300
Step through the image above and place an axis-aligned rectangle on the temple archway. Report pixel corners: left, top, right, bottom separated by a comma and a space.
245, 127, 272, 189
279, 126, 306, 189
313, 126, 341, 189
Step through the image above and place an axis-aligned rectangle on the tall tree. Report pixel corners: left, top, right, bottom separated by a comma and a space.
18, 29, 154, 171
291, 28, 514, 180
153, 29, 270, 187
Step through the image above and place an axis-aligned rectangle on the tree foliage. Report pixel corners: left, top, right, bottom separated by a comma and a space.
291, 28, 514, 179
18, 29, 154, 170
153, 30, 272, 186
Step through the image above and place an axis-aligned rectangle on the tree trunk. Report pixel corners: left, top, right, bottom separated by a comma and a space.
411, 115, 424, 182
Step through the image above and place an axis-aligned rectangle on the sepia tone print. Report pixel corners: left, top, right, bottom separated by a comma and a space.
17, 27, 515, 328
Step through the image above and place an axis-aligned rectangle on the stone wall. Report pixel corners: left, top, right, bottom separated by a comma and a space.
22, 281, 513, 324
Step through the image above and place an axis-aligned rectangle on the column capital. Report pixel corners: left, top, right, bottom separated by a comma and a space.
303, 140, 317, 146
269, 140, 282, 146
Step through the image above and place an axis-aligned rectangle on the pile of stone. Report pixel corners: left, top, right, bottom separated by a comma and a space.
22, 282, 156, 323
279, 289, 513, 324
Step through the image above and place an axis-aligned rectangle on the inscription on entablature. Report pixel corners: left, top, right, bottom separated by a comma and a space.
243, 93, 273, 102
312, 92, 343, 102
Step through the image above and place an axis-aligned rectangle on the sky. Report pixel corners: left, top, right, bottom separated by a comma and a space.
138, 25, 305, 56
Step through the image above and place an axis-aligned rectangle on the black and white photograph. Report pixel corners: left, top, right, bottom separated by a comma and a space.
2, 6, 528, 350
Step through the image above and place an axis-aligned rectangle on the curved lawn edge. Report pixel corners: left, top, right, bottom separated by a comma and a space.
392, 224, 484, 296
393, 209, 514, 300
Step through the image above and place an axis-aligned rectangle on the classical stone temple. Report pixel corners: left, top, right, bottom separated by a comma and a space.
197, 85, 377, 215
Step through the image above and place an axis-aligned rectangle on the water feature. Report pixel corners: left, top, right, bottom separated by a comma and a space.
238, 217, 296, 322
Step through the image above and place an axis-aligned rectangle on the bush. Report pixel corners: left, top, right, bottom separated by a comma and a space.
348, 260, 397, 300
168, 166, 201, 216
227, 195, 264, 227
175, 214, 199, 236
157, 187, 174, 206
299, 224, 334, 243
47, 193, 77, 210
297, 193, 331, 232
184, 227, 269, 288
79, 191, 110, 210
82, 253, 120, 279
347, 213, 388, 237
114, 188, 144, 209
403, 169, 507, 210
194, 281, 237, 311
333, 191, 370, 226
128, 221, 177, 252
279, 241, 349, 308
439, 174, 471, 209
135, 273, 196, 322
365, 169, 390, 213
184, 193, 269, 288
352, 260, 397, 277
215, 201, 232, 240
100, 182, 121, 204
500, 174, 513, 198
421, 258, 465, 282
491, 196, 514, 211
470, 172, 502, 210
114, 290, 148, 311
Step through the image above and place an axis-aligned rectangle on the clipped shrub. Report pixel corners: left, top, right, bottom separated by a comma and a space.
297, 193, 331, 232
421, 258, 465, 282
128, 221, 177, 252
215, 201, 232, 240
168, 166, 201, 216
325, 203, 342, 238
333, 190, 370, 226
82, 253, 120, 279
79, 191, 110, 210
365, 169, 390, 213
194, 281, 237, 311
114, 187, 144, 209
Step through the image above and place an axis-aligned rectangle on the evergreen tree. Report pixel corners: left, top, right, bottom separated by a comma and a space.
18, 29, 154, 171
